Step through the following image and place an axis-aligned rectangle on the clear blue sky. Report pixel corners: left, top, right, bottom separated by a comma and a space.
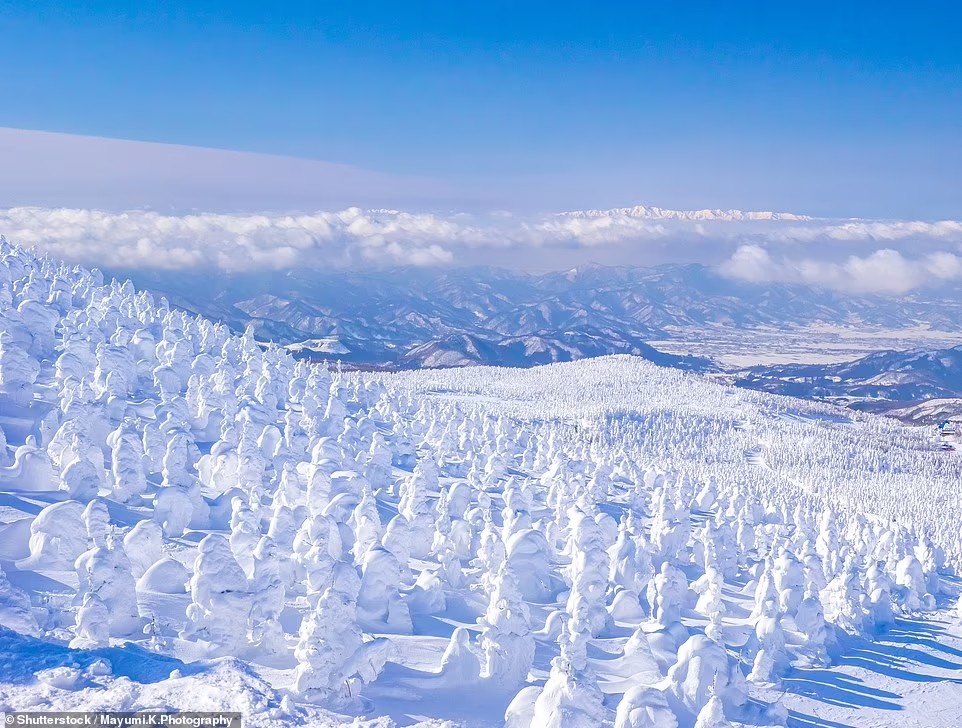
2, 1, 961, 217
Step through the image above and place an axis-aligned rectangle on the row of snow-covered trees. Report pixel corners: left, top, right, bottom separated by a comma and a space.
0, 239, 956, 727
381, 360, 962, 572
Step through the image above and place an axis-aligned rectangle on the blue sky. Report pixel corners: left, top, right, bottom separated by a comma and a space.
1, 1, 961, 217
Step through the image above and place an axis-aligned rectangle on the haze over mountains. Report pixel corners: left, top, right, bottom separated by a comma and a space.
115, 261, 962, 421
7, 196, 960, 422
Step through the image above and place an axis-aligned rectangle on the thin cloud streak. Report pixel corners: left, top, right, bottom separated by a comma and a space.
0, 127, 458, 212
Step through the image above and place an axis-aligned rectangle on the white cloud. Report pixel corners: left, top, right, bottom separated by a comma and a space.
719, 245, 962, 294
0, 207, 468, 271
3, 204, 962, 294
769, 219, 962, 243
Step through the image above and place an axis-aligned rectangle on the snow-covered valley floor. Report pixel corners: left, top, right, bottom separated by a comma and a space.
0, 243, 961, 727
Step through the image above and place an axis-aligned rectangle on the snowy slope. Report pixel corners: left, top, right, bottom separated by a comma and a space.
0, 243, 961, 727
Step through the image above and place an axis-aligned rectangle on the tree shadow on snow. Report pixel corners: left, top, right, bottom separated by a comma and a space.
836, 647, 962, 681
780, 668, 902, 711
0, 627, 201, 686
887, 616, 944, 638
781, 618, 962, 723
368, 663, 514, 727
884, 632, 962, 661
0, 490, 65, 515
825, 619, 962, 682
786, 708, 859, 728
883, 617, 962, 660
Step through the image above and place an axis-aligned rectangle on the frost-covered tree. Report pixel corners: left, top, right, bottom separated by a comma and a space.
530, 618, 606, 728
0, 329, 40, 403
772, 547, 806, 616
396, 458, 437, 558
154, 431, 209, 537
693, 566, 726, 643
74, 534, 141, 636
694, 691, 733, 728
229, 496, 261, 578
349, 485, 381, 562
565, 512, 613, 637
665, 635, 747, 719
19, 501, 88, 569
478, 563, 534, 687
54, 426, 100, 485
608, 515, 653, 598
896, 554, 935, 613
821, 557, 865, 636
357, 546, 412, 633
650, 562, 688, 628
0, 563, 39, 635
863, 561, 895, 631
109, 419, 147, 502
794, 586, 831, 667
123, 519, 164, 579
248, 536, 287, 654
294, 514, 339, 597
747, 599, 786, 685
183, 534, 250, 653
614, 686, 679, 728
69, 593, 110, 649
816, 510, 842, 579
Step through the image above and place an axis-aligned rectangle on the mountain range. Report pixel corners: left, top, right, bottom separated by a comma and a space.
557, 204, 813, 221
115, 262, 962, 420
736, 345, 962, 421
118, 263, 962, 358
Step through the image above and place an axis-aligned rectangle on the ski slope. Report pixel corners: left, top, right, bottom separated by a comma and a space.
0, 241, 960, 727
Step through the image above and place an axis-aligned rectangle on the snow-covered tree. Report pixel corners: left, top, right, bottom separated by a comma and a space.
357, 546, 412, 633
183, 534, 250, 653
478, 563, 534, 687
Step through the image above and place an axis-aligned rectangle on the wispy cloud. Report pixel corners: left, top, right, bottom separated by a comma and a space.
0, 127, 450, 212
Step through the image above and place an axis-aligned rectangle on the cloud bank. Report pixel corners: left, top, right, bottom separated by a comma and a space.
2, 204, 962, 295
719, 245, 962, 295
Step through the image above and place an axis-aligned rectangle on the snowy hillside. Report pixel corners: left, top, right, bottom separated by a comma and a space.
1, 242, 961, 727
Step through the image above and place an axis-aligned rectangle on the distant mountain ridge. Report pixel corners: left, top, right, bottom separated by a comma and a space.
558, 205, 813, 221
116, 263, 962, 374
735, 345, 962, 421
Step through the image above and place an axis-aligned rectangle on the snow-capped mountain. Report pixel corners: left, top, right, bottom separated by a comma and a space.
558, 205, 813, 221
117, 263, 962, 372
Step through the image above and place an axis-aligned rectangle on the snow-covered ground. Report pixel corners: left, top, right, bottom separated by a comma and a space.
651, 324, 962, 367
0, 242, 961, 727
